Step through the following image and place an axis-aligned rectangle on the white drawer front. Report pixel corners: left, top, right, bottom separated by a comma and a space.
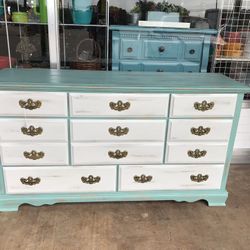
70, 93, 169, 117
1, 143, 68, 166
119, 165, 224, 191
71, 120, 166, 142
4, 166, 116, 194
71, 142, 163, 165
0, 91, 67, 116
170, 94, 237, 117
168, 119, 233, 142
165, 142, 228, 164
0, 119, 68, 142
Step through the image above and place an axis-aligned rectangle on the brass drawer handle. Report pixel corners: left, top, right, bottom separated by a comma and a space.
109, 126, 129, 136
109, 100, 130, 112
81, 175, 101, 184
19, 99, 42, 110
188, 149, 207, 158
20, 176, 41, 186
194, 101, 214, 111
108, 150, 128, 159
190, 174, 209, 183
134, 175, 153, 183
23, 150, 45, 160
191, 126, 210, 136
21, 125, 43, 137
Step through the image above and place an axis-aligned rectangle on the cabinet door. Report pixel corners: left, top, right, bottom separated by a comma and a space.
183, 40, 203, 61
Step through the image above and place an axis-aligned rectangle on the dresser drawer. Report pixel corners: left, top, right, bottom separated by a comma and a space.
0, 119, 68, 142
0, 92, 67, 117
168, 119, 233, 142
4, 166, 116, 194
183, 41, 203, 61
119, 165, 224, 191
71, 142, 163, 165
71, 120, 166, 142
70, 93, 169, 117
120, 38, 140, 59
142, 62, 181, 72
170, 94, 237, 117
143, 40, 180, 59
0, 143, 68, 166
120, 62, 142, 72
165, 142, 228, 164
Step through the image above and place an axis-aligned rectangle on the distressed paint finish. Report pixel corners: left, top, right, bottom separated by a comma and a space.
0, 69, 249, 211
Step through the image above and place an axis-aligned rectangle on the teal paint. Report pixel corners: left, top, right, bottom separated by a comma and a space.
221, 93, 245, 189
0, 167, 5, 195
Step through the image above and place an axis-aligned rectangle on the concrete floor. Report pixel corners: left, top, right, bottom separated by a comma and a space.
0, 165, 250, 250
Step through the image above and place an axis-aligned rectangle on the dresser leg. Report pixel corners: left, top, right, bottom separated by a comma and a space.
206, 196, 228, 207
0, 201, 20, 212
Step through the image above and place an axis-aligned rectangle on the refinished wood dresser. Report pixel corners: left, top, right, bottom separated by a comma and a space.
0, 69, 249, 211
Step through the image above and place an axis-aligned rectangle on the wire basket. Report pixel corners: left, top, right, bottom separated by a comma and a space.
70, 38, 102, 70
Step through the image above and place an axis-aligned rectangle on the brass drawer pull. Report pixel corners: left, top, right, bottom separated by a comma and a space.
108, 150, 128, 159
19, 98, 42, 110
190, 174, 209, 183
21, 125, 43, 137
134, 175, 153, 183
191, 126, 210, 136
23, 150, 45, 160
81, 175, 101, 184
20, 176, 41, 186
188, 149, 207, 158
194, 101, 214, 111
109, 126, 129, 136
109, 100, 130, 112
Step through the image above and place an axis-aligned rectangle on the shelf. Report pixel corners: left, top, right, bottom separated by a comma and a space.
59, 23, 108, 28
0, 21, 47, 25
215, 57, 250, 62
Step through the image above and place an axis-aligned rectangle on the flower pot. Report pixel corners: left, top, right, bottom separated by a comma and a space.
147, 11, 180, 22
72, 0, 93, 24
12, 12, 28, 23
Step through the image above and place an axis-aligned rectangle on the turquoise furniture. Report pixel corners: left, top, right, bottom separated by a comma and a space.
110, 26, 217, 73
0, 69, 249, 212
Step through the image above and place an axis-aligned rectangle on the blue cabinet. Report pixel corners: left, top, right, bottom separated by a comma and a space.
111, 26, 217, 73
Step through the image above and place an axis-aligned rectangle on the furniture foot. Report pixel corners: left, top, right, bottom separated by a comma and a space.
206, 196, 228, 207
0, 202, 20, 212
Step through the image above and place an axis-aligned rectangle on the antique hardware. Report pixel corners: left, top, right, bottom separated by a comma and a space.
81, 175, 101, 184
109, 100, 130, 112
189, 49, 195, 54
191, 126, 211, 136
190, 174, 209, 183
20, 176, 41, 186
188, 149, 207, 158
109, 126, 129, 136
19, 98, 42, 110
23, 150, 45, 160
21, 125, 43, 137
108, 150, 128, 159
127, 47, 133, 53
134, 174, 153, 183
194, 100, 214, 111
158, 46, 165, 53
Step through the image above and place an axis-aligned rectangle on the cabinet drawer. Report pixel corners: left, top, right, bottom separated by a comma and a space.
71, 143, 164, 165
165, 142, 228, 164
120, 39, 140, 59
142, 62, 182, 72
168, 119, 233, 142
170, 94, 237, 117
70, 93, 169, 117
119, 165, 224, 191
71, 120, 166, 142
143, 40, 180, 59
0, 119, 68, 142
120, 62, 142, 72
4, 166, 116, 194
0, 143, 68, 166
0, 91, 67, 117
183, 41, 203, 61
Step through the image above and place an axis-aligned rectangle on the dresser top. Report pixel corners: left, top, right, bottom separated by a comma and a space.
0, 69, 249, 93
110, 25, 217, 35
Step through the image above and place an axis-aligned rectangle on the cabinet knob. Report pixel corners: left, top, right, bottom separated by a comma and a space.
194, 101, 214, 112
188, 149, 207, 158
157, 69, 164, 72
23, 150, 45, 160
109, 100, 130, 112
189, 49, 195, 54
21, 126, 43, 137
158, 46, 165, 53
19, 99, 42, 110
108, 150, 128, 159
81, 175, 101, 184
127, 47, 133, 53
20, 176, 41, 186
190, 174, 209, 183
134, 175, 153, 183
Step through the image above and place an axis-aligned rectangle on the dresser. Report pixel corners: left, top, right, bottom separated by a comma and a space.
110, 26, 217, 73
0, 69, 249, 212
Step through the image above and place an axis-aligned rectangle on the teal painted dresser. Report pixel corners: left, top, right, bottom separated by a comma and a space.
0, 69, 249, 211
110, 26, 217, 73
